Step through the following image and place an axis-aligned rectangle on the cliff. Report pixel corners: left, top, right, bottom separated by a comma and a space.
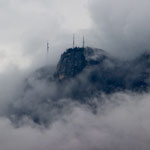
54, 47, 109, 80
10, 47, 150, 125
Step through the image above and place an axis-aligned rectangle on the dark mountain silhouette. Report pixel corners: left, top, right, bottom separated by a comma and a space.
54, 47, 150, 94
54, 47, 108, 80
23, 46, 150, 102
7, 47, 150, 126
27, 47, 150, 100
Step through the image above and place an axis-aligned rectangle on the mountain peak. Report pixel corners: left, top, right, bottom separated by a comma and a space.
54, 47, 107, 80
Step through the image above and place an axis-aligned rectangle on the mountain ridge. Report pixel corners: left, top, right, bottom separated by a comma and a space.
7, 46, 150, 126
34, 46, 150, 95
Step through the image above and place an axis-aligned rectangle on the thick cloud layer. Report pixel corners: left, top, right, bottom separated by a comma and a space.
88, 0, 150, 58
0, 0, 150, 149
0, 92, 150, 150
0, 0, 91, 71
0, 60, 149, 150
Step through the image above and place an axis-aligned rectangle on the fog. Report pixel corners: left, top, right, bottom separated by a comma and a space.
0, 0, 150, 149
0, 92, 150, 150
88, 0, 150, 59
0, 0, 90, 71
0, 65, 149, 149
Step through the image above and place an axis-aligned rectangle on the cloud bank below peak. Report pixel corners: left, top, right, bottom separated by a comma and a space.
0, 92, 150, 150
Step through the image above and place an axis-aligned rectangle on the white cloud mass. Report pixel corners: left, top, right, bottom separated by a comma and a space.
0, 0, 91, 72
88, 0, 150, 58
0, 93, 150, 150
0, 0, 150, 150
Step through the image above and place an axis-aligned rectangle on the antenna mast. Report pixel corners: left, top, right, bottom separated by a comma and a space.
47, 41, 49, 55
83, 36, 85, 48
46, 41, 49, 65
73, 34, 75, 49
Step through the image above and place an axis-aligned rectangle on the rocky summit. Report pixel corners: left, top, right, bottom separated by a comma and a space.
8, 47, 150, 126
29, 47, 150, 95
55, 47, 86, 80
53, 47, 150, 94
54, 47, 109, 81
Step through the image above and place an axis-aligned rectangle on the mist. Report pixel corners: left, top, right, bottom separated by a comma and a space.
0, 64, 149, 149
0, 0, 150, 149
88, 0, 150, 59
0, 92, 150, 150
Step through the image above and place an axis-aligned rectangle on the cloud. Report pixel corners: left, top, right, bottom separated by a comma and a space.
0, 0, 91, 71
0, 92, 150, 150
0, 1, 150, 149
88, 0, 150, 59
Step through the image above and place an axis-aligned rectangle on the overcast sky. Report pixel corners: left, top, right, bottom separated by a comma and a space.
0, 0, 92, 73
0, 0, 150, 72
0, 1, 150, 150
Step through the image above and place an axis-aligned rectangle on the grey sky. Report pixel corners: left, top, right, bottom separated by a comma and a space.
0, 1, 150, 149
0, 0, 91, 72
1, 0, 150, 72
89, 0, 150, 58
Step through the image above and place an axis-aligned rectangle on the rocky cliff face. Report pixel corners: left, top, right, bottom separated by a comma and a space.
9, 47, 150, 126
54, 47, 109, 80
55, 47, 86, 80
53, 47, 150, 94
28, 47, 150, 95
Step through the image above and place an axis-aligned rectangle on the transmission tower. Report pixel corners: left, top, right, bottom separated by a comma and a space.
47, 41, 49, 55
73, 34, 75, 49
46, 41, 50, 65
83, 36, 85, 48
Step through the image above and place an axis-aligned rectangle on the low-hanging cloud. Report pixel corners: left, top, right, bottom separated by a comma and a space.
0, 60, 149, 150
0, 0, 91, 71
0, 0, 150, 149
0, 92, 150, 150
88, 0, 150, 59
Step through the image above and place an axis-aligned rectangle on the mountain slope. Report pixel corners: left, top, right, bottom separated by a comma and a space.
6, 47, 150, 126
54, 47, 150, 94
